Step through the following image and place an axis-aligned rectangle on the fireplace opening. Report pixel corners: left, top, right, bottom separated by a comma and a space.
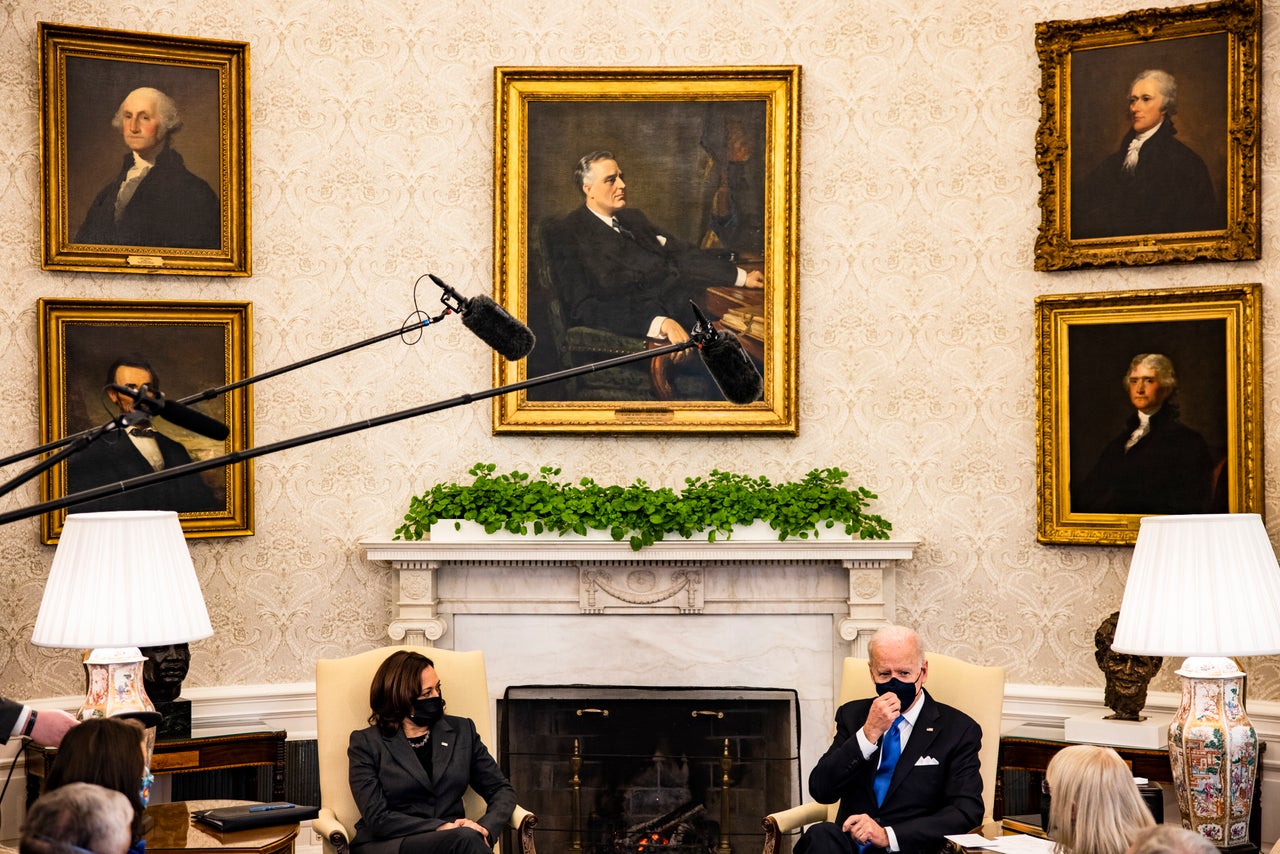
498, 685, 800, 853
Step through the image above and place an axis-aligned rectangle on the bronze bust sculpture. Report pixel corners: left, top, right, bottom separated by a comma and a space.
1094, 610, 1163, 721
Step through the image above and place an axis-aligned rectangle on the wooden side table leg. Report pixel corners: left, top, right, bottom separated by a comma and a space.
272, 733, 287, 801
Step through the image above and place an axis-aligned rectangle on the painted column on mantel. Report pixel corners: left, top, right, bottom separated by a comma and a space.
364, 539, 918, 655
841, 559, 896, 658
387, 559, 445, 645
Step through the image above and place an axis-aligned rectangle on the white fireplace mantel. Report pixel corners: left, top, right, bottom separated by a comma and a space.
362, 534, 919, 656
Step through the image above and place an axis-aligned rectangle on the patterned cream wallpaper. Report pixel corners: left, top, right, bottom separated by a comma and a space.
0, 0, 1277, 703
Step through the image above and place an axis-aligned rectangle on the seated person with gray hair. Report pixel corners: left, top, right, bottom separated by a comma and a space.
20, 782, 134, 854
1126, 825, 1217, 854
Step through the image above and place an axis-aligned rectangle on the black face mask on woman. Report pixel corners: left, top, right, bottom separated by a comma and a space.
408, 696, 444, 728
874, 672, 921, 711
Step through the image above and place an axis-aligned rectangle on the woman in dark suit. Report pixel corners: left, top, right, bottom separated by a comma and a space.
348, 650, 515, 854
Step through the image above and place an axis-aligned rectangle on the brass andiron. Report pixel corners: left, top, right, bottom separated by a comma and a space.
719, 737, 733, 854
571, 737, 583, 853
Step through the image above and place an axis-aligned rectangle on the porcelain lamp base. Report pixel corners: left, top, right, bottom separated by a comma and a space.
1170, 656, 1258, 848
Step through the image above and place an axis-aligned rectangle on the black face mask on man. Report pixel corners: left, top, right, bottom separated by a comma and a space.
874, 672, 921, 711
408, 696, 444, 728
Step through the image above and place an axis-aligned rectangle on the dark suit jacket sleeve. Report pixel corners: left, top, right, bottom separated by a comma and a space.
808, 698, 877, 803
459, 717, 517, 840
348, 728, 442, 839
0, 698, 23, 744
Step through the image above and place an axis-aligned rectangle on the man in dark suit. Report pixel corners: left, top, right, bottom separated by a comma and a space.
0, 697, 77, 746
545, 150, 764, 350
74, 87, 220, 249
1073, 353, 1214, 515
796, 626, 983, 854
1073, 69, 1222, 239
66, 356, 220, 514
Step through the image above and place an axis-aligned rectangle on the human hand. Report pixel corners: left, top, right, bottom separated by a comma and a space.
744, 269, 765, 288
30, 709, 78, 747
658, 317, 692, 363
861, 691, 900, 743
435, 819, 488, 840
842, 814, 888, 849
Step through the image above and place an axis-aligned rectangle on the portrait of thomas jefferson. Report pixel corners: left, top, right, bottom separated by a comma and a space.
1065, 316, 1229, 519
1073, 353, 1216, 515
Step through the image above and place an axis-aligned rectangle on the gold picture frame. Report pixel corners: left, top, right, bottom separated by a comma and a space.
492, 66, 799, 434
38, 298, 254, 542
39, 22, 250, 276
1033, 0, 1260, 271
1036, 284, 1261, 545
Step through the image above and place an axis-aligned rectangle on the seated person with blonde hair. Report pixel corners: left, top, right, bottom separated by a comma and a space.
1045, 744, 1155, 854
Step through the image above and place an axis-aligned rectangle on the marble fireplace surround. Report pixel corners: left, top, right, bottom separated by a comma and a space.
362, 534, 918, 794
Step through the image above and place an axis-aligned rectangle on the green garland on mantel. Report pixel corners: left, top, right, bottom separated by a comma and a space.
395, 462, 892, 551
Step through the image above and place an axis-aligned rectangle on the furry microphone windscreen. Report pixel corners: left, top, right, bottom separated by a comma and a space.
460, 295, 536, 360
699, 329, 763, 405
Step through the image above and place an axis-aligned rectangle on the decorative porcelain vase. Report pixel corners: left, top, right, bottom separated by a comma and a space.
1168, 657, 1257, 848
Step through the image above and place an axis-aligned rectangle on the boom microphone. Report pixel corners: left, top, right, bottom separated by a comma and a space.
108, 385, 231, 441
428, 274, 536, 360
689, 302, 764, 405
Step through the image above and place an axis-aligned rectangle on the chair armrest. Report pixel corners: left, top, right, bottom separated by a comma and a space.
313, 808, 350, 854
566, 326, 648, 357
766, 801, 828, 833
508, 804, 538, 854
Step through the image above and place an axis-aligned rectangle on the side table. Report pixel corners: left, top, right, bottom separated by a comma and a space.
25, 729, 287, 809
145, 800, 299, 854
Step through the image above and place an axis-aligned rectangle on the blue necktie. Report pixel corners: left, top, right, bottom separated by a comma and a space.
873, 716, 905, 807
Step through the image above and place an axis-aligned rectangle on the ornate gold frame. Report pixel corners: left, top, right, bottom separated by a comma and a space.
38, 298, 254, 542
1033, 0, 1259, 271
1036, 284, 1261, 545
492, 66, 799, 434
39, 23, 251, 276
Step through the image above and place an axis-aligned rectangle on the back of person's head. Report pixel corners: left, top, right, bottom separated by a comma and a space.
1046, 744, 1155, 854
1126, 825, 1216, 854
20, 782, 133, 854
43, 718, 147, 842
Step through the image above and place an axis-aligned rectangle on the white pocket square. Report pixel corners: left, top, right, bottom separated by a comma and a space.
915, 756, 940, 766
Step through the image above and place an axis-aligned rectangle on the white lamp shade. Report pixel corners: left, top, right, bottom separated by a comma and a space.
32, 510, 213, 649
1113, 513, 1280, 658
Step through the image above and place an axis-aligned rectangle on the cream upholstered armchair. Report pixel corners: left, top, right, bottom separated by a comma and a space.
761, 653, 1005, 854
313, 646, 537, 854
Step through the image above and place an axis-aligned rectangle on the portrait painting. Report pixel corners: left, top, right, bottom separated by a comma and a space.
39, 23, 250, 276
1036, 284, 1261, 545
38, 299, 253, 543
492, 66, 799, 435
1033, 0, 1259, 271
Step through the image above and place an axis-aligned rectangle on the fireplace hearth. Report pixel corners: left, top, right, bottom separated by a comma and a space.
499, 685, 800, 853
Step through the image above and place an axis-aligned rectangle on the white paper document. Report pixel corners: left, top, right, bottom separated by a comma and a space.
944, 833, 1056, 854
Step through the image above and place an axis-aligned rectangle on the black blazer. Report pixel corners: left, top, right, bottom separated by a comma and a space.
75, 145, 220, 249
348, 716, 516, 854
66, 431, 219, 514
544, 205, 739, 340
0, 698, 21, 744
805, 690, 983, 854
